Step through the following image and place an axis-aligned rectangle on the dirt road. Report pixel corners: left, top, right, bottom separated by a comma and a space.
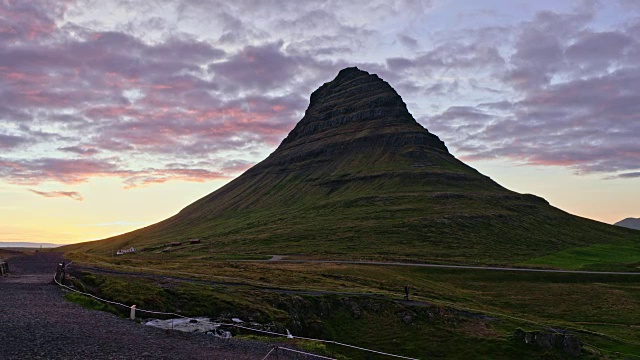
264, 257, 640, 275
0, 252, 310, 360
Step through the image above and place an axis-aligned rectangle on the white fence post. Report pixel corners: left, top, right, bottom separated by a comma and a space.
130, 305, 136, 320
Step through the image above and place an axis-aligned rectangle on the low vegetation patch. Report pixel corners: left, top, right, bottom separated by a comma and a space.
64, 292, 120, 316
525, 242, 640, 271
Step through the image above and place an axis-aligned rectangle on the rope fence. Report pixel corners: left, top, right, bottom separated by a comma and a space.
227, 323, 418, 359
53, 273, 189, 319
53, 263, 419, 360
261, 346, 277, 360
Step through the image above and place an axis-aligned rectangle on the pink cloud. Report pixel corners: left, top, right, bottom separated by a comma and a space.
29, 189, 84, 201
0, 0, 68, 42
0, 158, 121, 185
3, 0, 634, 189
122, 168, 231, 189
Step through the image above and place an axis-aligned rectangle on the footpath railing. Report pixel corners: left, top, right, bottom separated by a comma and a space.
53, 262, 419, 360
0, 261, 8, 276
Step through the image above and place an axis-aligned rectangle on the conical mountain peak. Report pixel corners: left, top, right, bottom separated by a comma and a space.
274, 67, 449, 168
64, 67, 639, 271
307, 66, 373, 107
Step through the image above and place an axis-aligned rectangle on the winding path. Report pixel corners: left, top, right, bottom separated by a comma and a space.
264, 257, 640, 275
0, 252, 307, 360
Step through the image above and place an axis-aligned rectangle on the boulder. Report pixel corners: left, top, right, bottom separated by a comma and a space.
514, 329, 581, 357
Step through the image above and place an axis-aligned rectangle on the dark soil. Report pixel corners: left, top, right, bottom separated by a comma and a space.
0, 252, 316, 360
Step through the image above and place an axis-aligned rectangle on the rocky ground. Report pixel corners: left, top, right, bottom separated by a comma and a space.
0, 252, 318, 360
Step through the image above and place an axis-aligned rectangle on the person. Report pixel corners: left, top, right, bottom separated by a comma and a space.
404, 284, 409, 300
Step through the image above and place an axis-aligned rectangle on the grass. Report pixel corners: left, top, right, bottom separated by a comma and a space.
60, 198, 640, 271
64, 292, 120, 316
0, 248, 27, 260
65, 252, 640, 359
525, 242, 640, 271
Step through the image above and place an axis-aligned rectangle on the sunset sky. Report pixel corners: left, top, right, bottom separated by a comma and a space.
1, 0, 639, 245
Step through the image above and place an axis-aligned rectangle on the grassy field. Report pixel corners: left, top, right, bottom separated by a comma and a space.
525, 242, 640, 271
65, 251, 640, 359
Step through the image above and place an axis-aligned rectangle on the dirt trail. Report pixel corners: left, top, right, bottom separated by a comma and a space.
258, 258, 640, 275
0, 252, 311, 360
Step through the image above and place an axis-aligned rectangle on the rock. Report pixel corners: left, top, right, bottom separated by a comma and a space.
562, 335, 582, 357
514, 329, 581, 357
350, 303, 362, 319
524, 332, 534, 344
534, 332, 558, 349
189, 319, 198, 323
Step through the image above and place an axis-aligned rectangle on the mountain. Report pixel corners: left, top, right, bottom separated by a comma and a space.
615, 218, 640, 230
0, 242, 61, 248
61, 67, 638, 264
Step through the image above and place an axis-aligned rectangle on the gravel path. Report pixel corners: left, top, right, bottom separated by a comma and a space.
0, 252, 318, 360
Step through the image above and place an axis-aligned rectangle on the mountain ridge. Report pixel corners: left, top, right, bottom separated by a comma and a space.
0, 242, 60, 248
615, 217, 640, 230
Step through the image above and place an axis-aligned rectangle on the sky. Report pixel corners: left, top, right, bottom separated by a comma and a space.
1, 0, 639, 245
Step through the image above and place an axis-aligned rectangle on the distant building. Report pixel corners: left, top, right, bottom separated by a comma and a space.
189, 238, 201, 244
170, 242, 182, 247
116, 247, 136, 255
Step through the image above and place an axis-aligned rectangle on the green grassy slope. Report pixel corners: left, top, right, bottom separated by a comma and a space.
60, 68, 639, 268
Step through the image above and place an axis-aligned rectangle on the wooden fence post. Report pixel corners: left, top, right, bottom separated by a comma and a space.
55, 262, 66, 283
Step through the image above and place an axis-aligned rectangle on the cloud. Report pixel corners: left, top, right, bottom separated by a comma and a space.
0, 0, 69, 43
397, 34, 419, 49
208, 41, 325, 93
0, 155, 260, 188
122, 167, 230, 189
0, 158, 121, 185
435, 81, 638, 169
418, 5, 640, 179
608, 172, 640, 179
29, 189, 84, 201
428, 64, 640, 176
386, 43, 505, 74
1, 0, 638, 190
58, 145, 100, 156
0, 2, 323, 187
565, 31, 633, 74
84, 221, 147, 227
0, 134, 27, 149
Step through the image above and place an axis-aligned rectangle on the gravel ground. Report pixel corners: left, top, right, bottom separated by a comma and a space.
0, 252, 321, 360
